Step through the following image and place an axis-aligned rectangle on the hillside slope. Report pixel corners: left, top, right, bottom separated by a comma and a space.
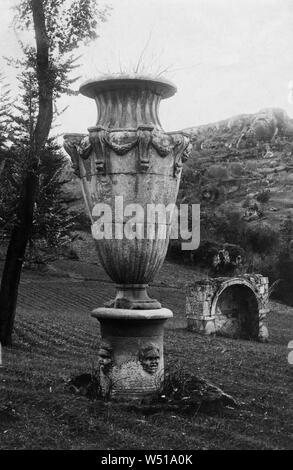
181, 107, 293, 229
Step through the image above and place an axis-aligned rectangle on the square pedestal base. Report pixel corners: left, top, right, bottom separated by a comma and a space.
92, 307, 173, 400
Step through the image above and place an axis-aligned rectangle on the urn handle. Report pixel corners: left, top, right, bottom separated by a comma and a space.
63, 134, 94, 222
63, 134, 91, 177
137, 126, 154, 172
172, 134, 192, 177
88, 126, 108, 175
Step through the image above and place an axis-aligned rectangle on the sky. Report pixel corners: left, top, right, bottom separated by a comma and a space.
0, 0, 293, 133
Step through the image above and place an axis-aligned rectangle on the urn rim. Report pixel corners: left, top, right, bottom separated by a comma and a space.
79, 76, 177, 100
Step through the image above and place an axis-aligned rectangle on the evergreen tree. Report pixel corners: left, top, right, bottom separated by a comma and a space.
0, 0, 110, 346
0, 70, 76, 260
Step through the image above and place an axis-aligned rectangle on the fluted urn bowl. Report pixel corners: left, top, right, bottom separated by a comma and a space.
64, 76, 191, 309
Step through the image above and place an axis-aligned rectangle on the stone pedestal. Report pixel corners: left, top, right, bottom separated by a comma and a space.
92, 307, 173, 400
63, 77, 191, 400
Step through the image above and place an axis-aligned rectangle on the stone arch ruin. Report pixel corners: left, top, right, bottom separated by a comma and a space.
186, 275, 269, 342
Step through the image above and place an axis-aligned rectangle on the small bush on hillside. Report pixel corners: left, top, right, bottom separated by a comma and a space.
244, 223, 279, 256
256, 190, 271, 204
207, 165, 228, 180
274, 252, 293, 305
200, 184, 225, 205
229, 162, 245, 177
242, 197, 252, 208
247, 253, 279, 279
188, 240, 221, 267
271, 215, 293, 304
280, 214, 293, 248
213, 205, 246, 246
246, 161, 258, 172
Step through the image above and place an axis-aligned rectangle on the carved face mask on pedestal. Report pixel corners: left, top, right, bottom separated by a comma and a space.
139, 344, 160, 375
98, 342, 113, 374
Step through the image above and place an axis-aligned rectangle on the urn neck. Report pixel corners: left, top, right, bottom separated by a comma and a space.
94, 88, 163, 130
79, 77, 177, 131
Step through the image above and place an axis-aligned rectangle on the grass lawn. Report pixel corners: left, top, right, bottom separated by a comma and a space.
0, 259, 292, 450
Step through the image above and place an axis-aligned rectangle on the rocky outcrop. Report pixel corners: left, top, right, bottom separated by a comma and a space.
183, 107, 293, 148
179, 107, 293, 232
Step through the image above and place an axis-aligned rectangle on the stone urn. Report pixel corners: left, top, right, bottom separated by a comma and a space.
64, 76, 191, 399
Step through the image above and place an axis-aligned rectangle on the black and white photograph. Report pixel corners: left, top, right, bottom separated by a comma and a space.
0, 0, 292, 455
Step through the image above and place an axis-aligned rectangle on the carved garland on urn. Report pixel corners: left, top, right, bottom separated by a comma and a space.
64, 128, 191, 177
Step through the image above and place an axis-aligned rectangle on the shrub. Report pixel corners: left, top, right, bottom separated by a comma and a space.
256, 190, 271, 204
271, 215, 293, 304
213, 205, 246, 246
280, 215, 293, 248
242, 197, 260, 210
246, 161, 258, 172
274, 252, 293, 305
244, 223, 279, 256
207, 164, 228, 180
229, 162, 245, 177
189, 240, 221, 267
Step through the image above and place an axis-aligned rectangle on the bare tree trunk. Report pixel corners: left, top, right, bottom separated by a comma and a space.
0, 0, 53, 346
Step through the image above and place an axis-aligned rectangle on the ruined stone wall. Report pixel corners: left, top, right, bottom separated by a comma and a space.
186, 275, 269, 342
